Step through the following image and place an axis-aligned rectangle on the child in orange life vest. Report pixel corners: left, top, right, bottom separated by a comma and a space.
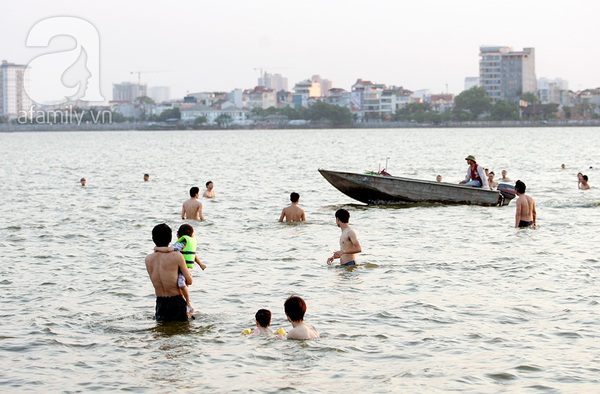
155, 224, 206, 316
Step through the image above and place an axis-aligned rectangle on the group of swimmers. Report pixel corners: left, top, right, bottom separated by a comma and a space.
96, 159, 586, 335
144, 185, 334, 340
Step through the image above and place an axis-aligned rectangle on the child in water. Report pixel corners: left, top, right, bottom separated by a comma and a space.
155, 224, 206, 316
251, 309, 274, 336
243, 309, 286, 338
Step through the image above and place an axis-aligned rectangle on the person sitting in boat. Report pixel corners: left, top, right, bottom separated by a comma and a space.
488, 171, 498, 190
459, 155, 489, 189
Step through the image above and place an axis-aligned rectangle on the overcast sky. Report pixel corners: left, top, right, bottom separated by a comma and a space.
2, 0, 599, 103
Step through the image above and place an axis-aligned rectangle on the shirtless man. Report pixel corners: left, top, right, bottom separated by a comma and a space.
202, 181, 215, 198
145, 223, 193, 321
515, 180, 536, 228
579, 174, 591, 190
182, 187, 205, 221
499, 170, 510, 182
284, 295, 320, 340
327, 208, 362, 266
278, 192, 306, 222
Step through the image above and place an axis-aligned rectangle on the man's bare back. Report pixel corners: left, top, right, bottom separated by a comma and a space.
145, 251, 192, 297
515, 194, 536, 227
279, 204, 306, 222
287, 322, 320, 340
182, 198, 204, 221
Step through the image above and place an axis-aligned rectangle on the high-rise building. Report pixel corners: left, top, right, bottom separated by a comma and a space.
479, 46, 536, 103
112, 82, 147, 102
310, 75, 333, 97
0, 60, 33, 119
258, 72, 288, 92
149, 86, 171, 103
464, 77, 480, 91
538, 78, 569, 105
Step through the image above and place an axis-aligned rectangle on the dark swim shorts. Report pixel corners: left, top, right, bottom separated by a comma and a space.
341, 261, 356, 266
155, 295, 188, 322
518, 220, 534, 228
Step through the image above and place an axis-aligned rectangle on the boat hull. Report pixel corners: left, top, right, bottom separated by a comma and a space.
319, 169, 505, 206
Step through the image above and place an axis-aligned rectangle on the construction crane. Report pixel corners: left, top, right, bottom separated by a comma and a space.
253, 66, 289, 78
130, 70, 168, 86
253, 67, 290, 87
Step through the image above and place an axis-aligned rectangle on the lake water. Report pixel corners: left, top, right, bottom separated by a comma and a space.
0, 127, 598, 393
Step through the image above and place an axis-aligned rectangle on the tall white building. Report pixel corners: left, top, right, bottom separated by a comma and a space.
479, 46, 536, 103
538, 78, 569, 105
112, 82, 147, 102
311, 75, 332, 97
0, 60, 33, 119
464, 77, 480, 91
258, 72, 288, 92
149, 86, 171, 103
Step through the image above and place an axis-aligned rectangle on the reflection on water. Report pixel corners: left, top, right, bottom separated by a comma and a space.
0, 127, 599, 392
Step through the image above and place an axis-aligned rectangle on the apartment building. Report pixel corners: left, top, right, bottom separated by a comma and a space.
0, 60, 33, 119
258, 72, 288, 92
245, 86, 277, 109
112, 82, 147, 102
479, 46, 537, 103
538, 77, 569, 105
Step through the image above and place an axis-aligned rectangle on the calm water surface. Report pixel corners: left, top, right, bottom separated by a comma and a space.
0, 128, 599, 393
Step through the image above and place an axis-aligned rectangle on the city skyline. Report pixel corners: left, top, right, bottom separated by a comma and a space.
2, 0, 600, 104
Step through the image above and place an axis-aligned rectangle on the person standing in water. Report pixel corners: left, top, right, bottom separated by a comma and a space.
145, 223, 193, 322
515, 180, 536, 228
327, 208, 362, 266
279, 192, 306, 222
182, 186, 205, 221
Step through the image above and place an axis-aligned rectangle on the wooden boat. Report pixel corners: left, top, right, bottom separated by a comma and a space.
318, 169, 515, 206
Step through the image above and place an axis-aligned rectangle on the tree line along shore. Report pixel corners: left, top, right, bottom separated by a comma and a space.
2, 119, 600, 132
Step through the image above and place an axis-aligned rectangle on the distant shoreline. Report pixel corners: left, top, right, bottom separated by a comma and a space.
1, 119, 600, 132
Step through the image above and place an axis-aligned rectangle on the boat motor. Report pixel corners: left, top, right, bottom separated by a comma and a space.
497, 183, 516, 206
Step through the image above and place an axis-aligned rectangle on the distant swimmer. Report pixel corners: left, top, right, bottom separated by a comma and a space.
279, 192, 306, 222
580, 175, 591, 190
80, 177, 86, 187
182, 186, 205, 221
436, 175, 442, 182
515, 180, 536, 228
577, 172, 584, 189
459, 155, 489, 189
145, 223, 193, 322
144, 173, 150, 182
202, 180, 215, 198
561, 164, 566, 169
499, 170, 510, 182
327, 208, 361, 266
